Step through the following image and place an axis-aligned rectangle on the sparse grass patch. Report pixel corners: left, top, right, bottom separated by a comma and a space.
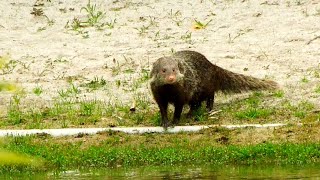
80, 100, 98, 116
212, 92, 279, 124
167, 9, 184, 26
293, 101, 315, 119
150, 112, 161, 126
168, 9, 182, 19
278, 100, 317, 122
134, 93, 151, 110
30, 8, 44, 16
134, 16, 158, 36
134, 25, 150, 36
54, 56, 68, 63
0, 55, 17, 75
315, 8, 320, 16
66, 0, 111, 33
109, 57, 137, 76
0, 87, 318, 130
315, 85, 320, 93
295, 0, 304, 6
246, 92, 263, 106
30, 7, 55, 27
105, 19, 116, 29
68, 18, 84, 32
2, 84, 105, 128
181, 31, 193, 44
7, 94, 25, 125
25, 109, 43, 129
296, 101, 315, 112
81, 76, 107, 90
80, 0, 105, 27
301, 76, 309, 83
120, 94, 157, 126
58, 87, 80, 100
273, 90, 284, 98
148, 16, 158, 27
192, 19, 212, 30
193, 106, 209, 122
33, 86, 43, 96
131, 70, 150, 90
2, 83, 157, 128
294, 111, 306, 119
228, 28, 253, 43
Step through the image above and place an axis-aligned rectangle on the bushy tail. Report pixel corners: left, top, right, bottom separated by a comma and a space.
215, 66, 278, 93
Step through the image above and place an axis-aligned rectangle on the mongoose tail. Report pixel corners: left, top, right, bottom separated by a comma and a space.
215, 66, 279, 93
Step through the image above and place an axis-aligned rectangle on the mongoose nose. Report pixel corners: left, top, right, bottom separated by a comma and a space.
166, 75, 176, 83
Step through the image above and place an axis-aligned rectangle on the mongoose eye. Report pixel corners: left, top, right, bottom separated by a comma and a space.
172, 68, 175, 72
162, 69, 166, 73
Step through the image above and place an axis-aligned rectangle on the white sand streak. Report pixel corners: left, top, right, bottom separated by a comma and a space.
0, 123, 286, 137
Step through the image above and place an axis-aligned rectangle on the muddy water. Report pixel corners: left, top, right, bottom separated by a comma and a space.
14, 164, 319, 179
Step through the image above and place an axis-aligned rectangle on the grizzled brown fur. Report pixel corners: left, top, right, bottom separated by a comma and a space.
150, 50, 278, 129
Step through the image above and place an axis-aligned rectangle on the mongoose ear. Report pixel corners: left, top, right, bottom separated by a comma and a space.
150, 61, 159, 78
177, 60, 185, 73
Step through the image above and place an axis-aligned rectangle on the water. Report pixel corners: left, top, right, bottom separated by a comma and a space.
3, 165, 320, 179
53, 165, 320, 179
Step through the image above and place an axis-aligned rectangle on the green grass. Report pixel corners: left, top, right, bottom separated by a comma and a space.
231, 92, 274, 121
235, 108, 274, 120
193, 106, 209, 122
1, 134, 320, 173
273, 90, 284, 98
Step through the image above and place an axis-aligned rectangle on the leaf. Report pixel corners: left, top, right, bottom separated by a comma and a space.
0, 150, 42, 166
0, 82, 17, 92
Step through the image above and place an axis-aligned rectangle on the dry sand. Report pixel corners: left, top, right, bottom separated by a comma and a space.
0, 0, 320, 116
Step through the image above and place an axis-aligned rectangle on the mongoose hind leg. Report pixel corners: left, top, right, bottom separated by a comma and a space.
206, 93, 215, 111
187, 101, 201, 118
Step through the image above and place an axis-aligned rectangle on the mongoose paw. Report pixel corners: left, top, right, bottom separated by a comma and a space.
171, 119, 179, 126
186, 111, 193, 118
162, 121, 169, 130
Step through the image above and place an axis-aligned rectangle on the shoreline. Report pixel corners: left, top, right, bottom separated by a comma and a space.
1, 123, 320, 173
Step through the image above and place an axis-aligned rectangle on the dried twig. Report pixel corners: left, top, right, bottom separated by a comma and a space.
208, 110, 222, 116
306, 35, 320, 45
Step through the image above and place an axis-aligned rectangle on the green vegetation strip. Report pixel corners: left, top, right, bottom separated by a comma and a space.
1, 131, 320, 173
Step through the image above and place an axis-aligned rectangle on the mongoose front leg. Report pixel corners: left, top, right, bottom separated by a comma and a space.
172, 103, 183, 125
158, 100, 169, 129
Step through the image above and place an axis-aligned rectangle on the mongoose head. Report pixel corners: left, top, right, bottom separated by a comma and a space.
150, 57, 184, 86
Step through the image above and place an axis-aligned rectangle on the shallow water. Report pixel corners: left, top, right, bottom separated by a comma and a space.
3, 164, 320, 179
54, 164, 320, 179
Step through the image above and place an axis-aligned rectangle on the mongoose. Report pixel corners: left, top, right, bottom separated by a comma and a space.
150, 50, 278, 129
